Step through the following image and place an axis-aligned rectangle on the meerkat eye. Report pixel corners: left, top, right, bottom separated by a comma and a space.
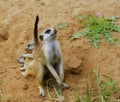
45, 29, 51, 34
28, 44, 30, 47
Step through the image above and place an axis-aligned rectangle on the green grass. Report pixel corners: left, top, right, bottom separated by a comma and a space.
86, 82, 92, 102
93, 67, 117, 102
76, 67, 117, 102
46, 79, 65, 101
58, 23, 68, 29
0, 95, 14, 102
72, 15, 120, 48
0, 95, 1, 102
75, 88, 84, 102
0, 78, 3, 85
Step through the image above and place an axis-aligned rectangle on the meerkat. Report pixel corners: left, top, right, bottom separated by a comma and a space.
39, 27, 64, 81
21, 16, 69, 96
18, 40, 34, 65
22, 40, 34, 59
18, 40, 36, 70
18, 40, 35, 68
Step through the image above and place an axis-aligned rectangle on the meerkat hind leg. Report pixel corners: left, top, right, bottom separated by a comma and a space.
36, 64, 45, 96
21, 61, 34, 78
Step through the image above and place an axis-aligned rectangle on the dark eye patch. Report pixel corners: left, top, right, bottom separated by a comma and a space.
28, 44, 30, 47
45, 29, 51, 34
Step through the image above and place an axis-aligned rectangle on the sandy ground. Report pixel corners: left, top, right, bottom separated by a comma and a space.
0, 0, 120, 102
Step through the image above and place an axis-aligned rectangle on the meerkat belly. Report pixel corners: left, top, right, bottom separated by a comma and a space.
43, 42, 60, 65
50, 51, 59, 65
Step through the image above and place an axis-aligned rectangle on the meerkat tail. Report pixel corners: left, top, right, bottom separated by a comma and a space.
34, 15, 42, 58
34, 15, 39, 46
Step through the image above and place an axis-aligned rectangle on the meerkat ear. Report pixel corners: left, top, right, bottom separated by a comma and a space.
39, 35, 43, 41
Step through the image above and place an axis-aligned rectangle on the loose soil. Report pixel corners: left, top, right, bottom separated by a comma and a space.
0, 0, 120, 102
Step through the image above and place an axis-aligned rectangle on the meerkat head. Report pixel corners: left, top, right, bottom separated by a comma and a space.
39, 28, 58, 41
25, 40, 34, 52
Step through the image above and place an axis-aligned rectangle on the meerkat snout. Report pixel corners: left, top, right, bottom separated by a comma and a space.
54, 29, 57, 34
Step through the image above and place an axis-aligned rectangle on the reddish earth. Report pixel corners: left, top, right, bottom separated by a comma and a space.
0, 0, 120, 102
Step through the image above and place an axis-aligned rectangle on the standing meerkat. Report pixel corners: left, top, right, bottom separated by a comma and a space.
39, 27, 64, 81
21, 16, 69, 96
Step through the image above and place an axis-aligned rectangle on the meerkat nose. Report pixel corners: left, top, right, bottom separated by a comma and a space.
54, 29, 57, 34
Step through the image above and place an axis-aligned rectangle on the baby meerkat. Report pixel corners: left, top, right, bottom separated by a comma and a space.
21, 16, 69, 96
39, 27, 64, 81
18, 40, 34, 65
19, 40, 36, 69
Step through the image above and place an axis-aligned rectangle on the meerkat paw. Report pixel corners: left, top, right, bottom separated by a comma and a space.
22, 54, 33, 58
21, 54, 27, 57
18, 57, 25, 63
38, 86, 45, 97
62, 83, 69, 89
21, 72, 27, 78
20, 67, 26, 71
